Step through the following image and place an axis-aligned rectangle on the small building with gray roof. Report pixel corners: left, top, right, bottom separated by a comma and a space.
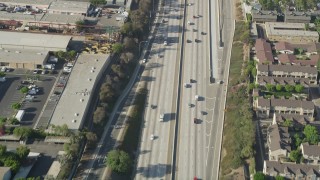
49, 54, 110, 131
267, 123, 291, 161
251, 10, 277, 23
255, 98, 314, 118
256, 64, 318, 84
301, 142, 320, 165
263, 160, 320, 178
285, 11, 311, 23
265, 22, 319, 43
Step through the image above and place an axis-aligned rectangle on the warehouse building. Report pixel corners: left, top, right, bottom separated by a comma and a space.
47, 1, 90, 16
0, 31, 71, 51
265, 22, 319, 43
0, 31, 71, 70
0, 48, 49, 69
49, 54, 110, 131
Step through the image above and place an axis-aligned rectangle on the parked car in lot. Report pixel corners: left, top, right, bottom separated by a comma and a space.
1, 67, 7, 72
33, 69, 41, 74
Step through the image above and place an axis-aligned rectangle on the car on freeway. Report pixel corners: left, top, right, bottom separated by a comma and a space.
188, 103, 192, 108
150, 134, 155, 140
187, 39, 192, 43
201, 32, 206, 35
159, 113, 164, 121
142, 59, 147, 63
187, 21, 191, 25
195, 39, 200, 43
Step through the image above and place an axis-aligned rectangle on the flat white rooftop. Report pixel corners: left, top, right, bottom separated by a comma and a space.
40, 13, 84, 24
0, 31, 71, 51
0, 48, 48, 64
0, 0, 53, 6
50, 54, 109, 130
48, 1, 90, 14
265, 22, 319, 37
0, 11, 43, 21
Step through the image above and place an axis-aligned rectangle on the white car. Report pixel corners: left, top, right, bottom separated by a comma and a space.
163, 41, 168, 46
142, 59, 147, 63
187, 21, 191, 25
150, 134, 155, 140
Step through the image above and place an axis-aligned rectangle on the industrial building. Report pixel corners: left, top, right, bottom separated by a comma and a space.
49, 54, 110, 131
0, 31, 71, 70
47, 1, 90, 16
0, 31, 71, 51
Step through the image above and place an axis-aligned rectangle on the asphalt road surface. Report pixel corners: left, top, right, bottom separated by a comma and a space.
134, 0, 183, 179
174, 0, 234, 179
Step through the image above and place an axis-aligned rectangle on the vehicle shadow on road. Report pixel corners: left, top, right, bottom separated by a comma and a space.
136, 164, 172, 178
140, 76, 156, 82
163, 113, 175, 122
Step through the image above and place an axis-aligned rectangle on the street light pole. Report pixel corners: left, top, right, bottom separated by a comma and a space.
139, 41, 148, 57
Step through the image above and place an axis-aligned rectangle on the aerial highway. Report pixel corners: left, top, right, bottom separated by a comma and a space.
134, 0, 183, 179
174, 0, 234, 179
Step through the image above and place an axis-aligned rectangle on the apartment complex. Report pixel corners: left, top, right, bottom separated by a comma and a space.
267, 124, 291, 161
256, 64, 318, 84
254, 38, 274, 63
255, 98, 314, 118
301, 143, 320, 165
265, 22, 319, 43
263, 160, 320, 178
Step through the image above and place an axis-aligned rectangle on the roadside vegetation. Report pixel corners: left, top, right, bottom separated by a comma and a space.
220, 20, 255, 179
76, 0, 157, 178
0, 144, 30, 174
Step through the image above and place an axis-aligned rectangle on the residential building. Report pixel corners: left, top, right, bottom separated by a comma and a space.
267, 123, 291, 161
257, 76, 310, 87
263, 160, 320, 178
255, 98, 314, 118
254, 39, 274, 63
285, 11, 311, 23
0, 167, 11, 180
251, 10, 277, 23
256, 64, 318, 84
277, 54, 319, 66
272, 114, 313, 130
275, 42, 294, 54
275, 42, 320, 56
301, 142, 320, 165
265, 22, 319, 43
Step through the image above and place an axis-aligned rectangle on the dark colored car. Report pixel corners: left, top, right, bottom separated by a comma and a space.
194, 118, 197, 124
201, 32, 206, 35
195, 39, 200, 43
187, 39, 192, 43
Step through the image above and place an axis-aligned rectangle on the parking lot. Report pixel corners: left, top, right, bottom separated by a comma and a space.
0, 73, 56, 127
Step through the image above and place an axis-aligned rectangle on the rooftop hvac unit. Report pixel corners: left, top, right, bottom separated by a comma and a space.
95, 59, 98, 62
15, 51, 20, 53
74, 113, 79, 116
88, 78, 92, 81
80, 99, 84, 102
90, 70, 94, 73
72, 119, 76, 123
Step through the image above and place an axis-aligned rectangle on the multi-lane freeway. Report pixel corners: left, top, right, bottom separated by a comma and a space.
81, 0, 234, 178
134, 0, 183, 178
135, 0, 234, 178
